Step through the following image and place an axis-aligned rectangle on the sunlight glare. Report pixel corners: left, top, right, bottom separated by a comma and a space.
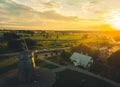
104, 10, 120, 30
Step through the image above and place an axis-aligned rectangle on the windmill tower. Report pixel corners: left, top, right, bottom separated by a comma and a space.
18, 32, 36, 83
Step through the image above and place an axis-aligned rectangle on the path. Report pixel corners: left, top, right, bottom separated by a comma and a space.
0, 47, 70, 57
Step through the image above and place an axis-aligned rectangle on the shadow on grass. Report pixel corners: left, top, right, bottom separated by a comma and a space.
52, 69, 115, 87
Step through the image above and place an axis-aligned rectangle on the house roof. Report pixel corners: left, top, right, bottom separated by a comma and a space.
70, 52, 92, 66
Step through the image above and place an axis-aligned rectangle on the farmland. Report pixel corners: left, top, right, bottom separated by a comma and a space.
0, 30, 120, 87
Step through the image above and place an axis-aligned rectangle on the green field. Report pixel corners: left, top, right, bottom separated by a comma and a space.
26, 34, 112, 49
52, 70, 115, 87
35, 58, 58, 69
28, 35, 83, 41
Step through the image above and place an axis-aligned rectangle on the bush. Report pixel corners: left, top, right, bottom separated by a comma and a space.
61, 50, 71, 62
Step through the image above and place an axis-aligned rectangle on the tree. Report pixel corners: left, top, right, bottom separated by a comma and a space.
61, 50, 71, 62
72, 43, 99, 58
25, 38, 37, 49
3, 32, 25, 51
8, 40, 25, 51
90, 59, 106, 74
108, 50, 120, 68
107, 50, 120, 82
56, 35, 59, 40
3, 32, 20, 40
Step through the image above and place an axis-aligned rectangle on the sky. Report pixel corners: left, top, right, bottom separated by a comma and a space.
0, 0, 120, 30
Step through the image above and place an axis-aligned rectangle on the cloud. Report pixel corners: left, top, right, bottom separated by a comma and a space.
41, 1, 60, 8
11, 0, 120, 18
0, 0, 80, 29
1, 0, 119, 30
11, 0, 60, 12
38, 10, 79, 21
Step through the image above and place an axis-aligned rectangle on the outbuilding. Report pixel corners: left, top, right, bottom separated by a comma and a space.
70, 52, 93, 68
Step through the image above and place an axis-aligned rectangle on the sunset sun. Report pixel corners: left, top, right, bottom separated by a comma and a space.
109, 14, 120, 30
105, 10, 120, 30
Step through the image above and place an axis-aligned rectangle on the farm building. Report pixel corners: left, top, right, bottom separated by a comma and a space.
70, 52, 93, 68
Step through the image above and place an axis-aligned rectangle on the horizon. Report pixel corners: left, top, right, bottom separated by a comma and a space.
0, 28, 119, 31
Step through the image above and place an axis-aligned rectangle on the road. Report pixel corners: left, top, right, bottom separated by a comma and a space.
0, 47, 70, 57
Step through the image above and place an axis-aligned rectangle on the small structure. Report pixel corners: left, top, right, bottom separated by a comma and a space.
70, 52, 93, 68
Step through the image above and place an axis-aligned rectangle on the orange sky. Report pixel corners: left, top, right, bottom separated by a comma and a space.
0, 0, 120, 30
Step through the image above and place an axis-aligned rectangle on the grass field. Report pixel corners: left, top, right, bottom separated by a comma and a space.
28, 35, 83, 41
46, 56, 67, 65
35, 58, 58, 69
0, 56, 58, 75
52, 70, 115, 87
27, 34, 112, 50
0, 56, 18, 74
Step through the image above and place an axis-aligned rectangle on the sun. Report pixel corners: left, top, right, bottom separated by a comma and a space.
104, 10, 120, 30
109, 14, 120, 30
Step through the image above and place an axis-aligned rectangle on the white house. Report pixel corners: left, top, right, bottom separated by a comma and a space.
70, 52, 93, 68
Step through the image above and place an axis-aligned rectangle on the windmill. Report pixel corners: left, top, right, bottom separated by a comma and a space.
0, 31, 56, 87
18, 32, 36, 83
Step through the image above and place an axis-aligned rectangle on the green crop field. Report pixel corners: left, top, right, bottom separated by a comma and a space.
28, 35, 83, 41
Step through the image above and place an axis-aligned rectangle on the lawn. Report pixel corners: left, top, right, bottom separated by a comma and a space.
0, 56, 18, 74
46, 56, 67, 65
0, 56, 58, 75
35, 59, 58, 69
52, 70, 115, 87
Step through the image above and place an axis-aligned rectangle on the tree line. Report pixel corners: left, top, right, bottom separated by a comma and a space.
0, 32, 37, 53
